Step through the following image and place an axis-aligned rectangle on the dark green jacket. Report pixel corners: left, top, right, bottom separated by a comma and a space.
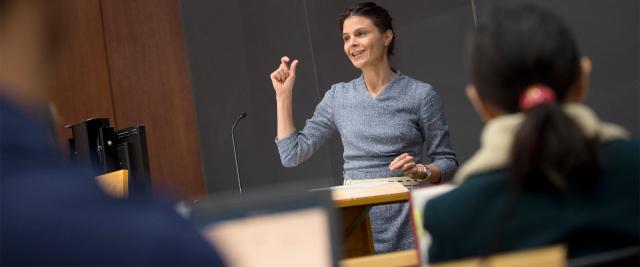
424, 139, 639, 263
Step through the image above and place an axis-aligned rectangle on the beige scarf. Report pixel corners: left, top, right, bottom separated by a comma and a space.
453, 103, 630, 184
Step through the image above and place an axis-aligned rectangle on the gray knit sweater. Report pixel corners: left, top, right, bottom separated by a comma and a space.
275, 72, 458, 252
276, 72, 458, 180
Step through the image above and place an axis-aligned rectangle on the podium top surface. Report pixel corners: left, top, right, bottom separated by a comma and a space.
330, 182, 410, 208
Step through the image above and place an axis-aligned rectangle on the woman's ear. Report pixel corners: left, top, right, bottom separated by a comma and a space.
466, 84, 499, 122
568, 57, 592, 102
384, 30, 393, 46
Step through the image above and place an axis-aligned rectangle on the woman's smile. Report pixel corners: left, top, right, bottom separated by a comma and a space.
350, 49, 366, 61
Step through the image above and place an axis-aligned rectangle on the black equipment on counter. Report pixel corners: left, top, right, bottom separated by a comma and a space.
67, 118, 151, 195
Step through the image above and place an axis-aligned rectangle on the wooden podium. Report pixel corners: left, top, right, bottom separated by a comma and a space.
331, 182, 410, 258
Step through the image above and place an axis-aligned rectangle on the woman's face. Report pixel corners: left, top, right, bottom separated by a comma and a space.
342, 16, 390, 70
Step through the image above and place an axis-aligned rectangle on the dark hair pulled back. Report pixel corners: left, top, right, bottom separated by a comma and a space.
469, 3, 599, 192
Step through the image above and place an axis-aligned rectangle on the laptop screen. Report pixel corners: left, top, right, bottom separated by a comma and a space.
201, 207, 332, 267
188, 182, 339, 267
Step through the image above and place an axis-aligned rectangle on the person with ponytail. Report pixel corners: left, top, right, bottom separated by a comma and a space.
422, 3, 639, 264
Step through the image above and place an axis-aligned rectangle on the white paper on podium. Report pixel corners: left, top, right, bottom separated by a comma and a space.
327, 181, 389, 191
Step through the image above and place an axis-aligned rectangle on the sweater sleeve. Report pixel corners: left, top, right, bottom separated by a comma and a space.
419, 87, 459, 180
275, 88, 337, 167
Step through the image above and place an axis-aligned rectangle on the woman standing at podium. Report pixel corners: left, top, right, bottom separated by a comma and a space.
269, 2, 458, 253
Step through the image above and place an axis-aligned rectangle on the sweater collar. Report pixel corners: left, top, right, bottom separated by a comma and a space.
357, 71, 403, 98
453, 103, 630, 184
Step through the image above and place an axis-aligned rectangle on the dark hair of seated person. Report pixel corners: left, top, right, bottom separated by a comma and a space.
469, 4, 599, 193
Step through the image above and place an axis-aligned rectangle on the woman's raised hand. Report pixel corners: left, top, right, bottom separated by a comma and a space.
270, 56, 299, 98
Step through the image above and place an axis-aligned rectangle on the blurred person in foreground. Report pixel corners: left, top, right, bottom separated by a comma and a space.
0, 0, 224, 265
423, 2, 639, 265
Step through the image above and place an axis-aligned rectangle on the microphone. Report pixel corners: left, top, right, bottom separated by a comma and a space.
231, 113, 247, 193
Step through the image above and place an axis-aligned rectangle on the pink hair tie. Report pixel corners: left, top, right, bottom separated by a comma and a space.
519, 85, 557, 111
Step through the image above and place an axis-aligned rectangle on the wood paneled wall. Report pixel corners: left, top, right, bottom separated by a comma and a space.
48, 0, 114, 144
100, 0, 205, 198
48, 0, 205, 199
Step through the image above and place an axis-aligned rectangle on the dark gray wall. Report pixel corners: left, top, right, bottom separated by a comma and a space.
180, 0, 639, 194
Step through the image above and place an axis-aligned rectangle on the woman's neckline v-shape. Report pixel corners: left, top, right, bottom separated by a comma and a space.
360, 72, 400, 100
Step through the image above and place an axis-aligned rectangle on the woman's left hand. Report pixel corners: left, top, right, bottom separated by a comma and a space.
389, 153, 424, 179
